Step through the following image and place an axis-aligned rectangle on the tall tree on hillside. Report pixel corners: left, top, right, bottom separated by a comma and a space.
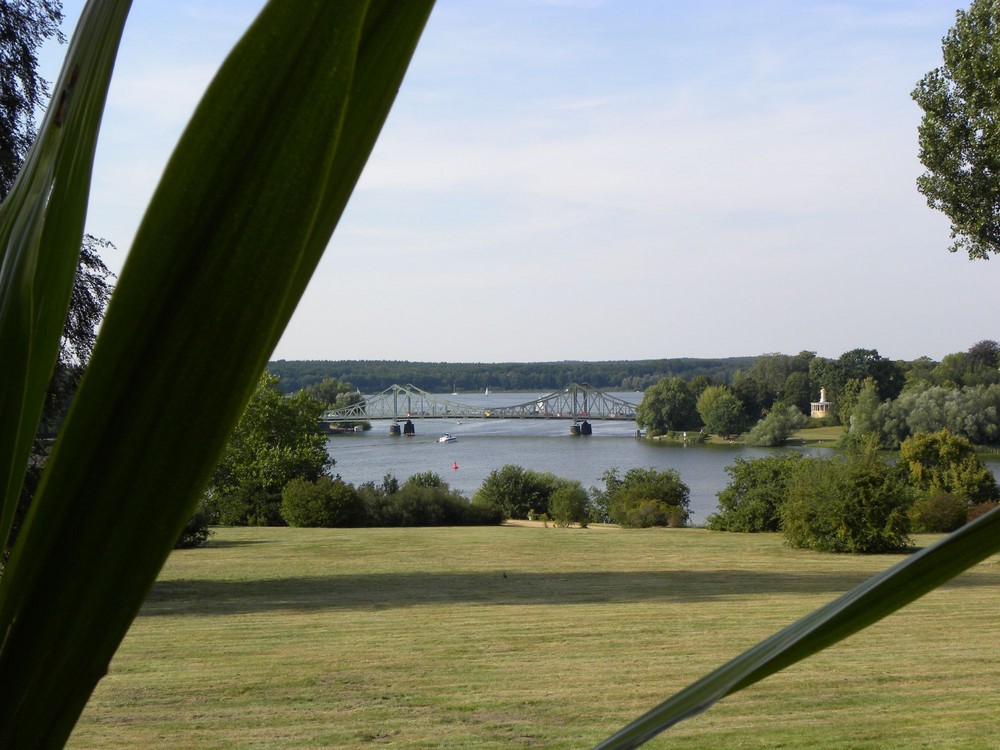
912, 0, 1000, 259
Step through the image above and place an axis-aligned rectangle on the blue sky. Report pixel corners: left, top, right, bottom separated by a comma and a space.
41, 1, 1000, 363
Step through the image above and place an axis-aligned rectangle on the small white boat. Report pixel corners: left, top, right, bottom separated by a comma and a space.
438, 433, 457, 443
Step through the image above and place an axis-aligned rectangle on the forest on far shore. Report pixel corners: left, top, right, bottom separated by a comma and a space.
267, 356, 756, 394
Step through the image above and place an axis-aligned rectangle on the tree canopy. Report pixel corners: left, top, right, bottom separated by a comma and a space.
635, 376, 698, 434
208, 373, 332, 525
913, 0, 1000, 259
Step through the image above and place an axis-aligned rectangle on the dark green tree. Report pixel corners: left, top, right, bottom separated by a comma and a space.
708, 454, 802, 532
548, 482, 590, 527
912, 0, 1000, 258
781, 436, 914, 553
731, 370, 768, 423
303, 376, 359, 407
635, 376, 698, 434
207, 373, 332, 525
696, 385, 746, 437
0, 0, 63, 196
782, 370, 812, 415
471, 464, 558, 519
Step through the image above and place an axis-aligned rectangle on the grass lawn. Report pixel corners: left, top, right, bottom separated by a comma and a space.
788, 425, 845, 444
68, 525, 1000, 749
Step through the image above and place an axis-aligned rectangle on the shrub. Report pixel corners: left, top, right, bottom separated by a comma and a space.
174, 502, 213, 548
708, 454, 801, 532
620, 500, 686, 528
362, 473, 502, 527
549, 482, 590, 527
909, 491, 968, 533
968, 501, 999, 523
471, 465, 560, 519
744, 405, 808, 447
899, 429, 1000, 505
281, 476, 365, 527
597, 467, 690, 528
208, 484, 284, 526
781, 437, 913, 553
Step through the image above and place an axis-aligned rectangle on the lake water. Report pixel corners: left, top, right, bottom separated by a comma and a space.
324, 391, 843, 525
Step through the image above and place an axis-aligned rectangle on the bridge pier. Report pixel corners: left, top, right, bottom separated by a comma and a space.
389, 419, 416, 436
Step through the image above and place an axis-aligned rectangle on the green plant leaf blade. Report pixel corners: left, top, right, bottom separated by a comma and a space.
0, 0, 133, 552
0, 2, 433, 746
594, 506, 1000, 749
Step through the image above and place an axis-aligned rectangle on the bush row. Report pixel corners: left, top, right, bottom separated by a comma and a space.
707, 429, 1000, 552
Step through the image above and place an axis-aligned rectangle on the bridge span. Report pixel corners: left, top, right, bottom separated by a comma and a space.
322, 383, 638, 433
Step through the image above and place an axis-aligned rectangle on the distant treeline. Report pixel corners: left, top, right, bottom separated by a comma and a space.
266, 357, 757, 394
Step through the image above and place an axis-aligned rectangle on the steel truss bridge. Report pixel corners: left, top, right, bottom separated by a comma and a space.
322, 383, 638, 425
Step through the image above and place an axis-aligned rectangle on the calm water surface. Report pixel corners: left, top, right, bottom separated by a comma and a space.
325, 391, 842, 525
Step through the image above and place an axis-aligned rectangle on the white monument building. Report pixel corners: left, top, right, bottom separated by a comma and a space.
810, 387, 832, 419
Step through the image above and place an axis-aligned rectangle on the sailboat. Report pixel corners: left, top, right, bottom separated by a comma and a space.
485, 386, 490, 396
451, 382, 457, 395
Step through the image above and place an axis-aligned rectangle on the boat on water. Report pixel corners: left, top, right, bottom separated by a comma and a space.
438, 433, 457, 443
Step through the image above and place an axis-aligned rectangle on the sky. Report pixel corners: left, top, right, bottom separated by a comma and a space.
40, 1, 1000, 364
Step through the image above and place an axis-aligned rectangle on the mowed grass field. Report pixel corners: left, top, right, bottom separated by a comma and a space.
68, 525, 1000, 749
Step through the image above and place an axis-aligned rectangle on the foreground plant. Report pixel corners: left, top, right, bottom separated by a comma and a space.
0, 1, 433, 746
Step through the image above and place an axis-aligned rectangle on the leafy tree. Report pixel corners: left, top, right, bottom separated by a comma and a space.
0, 0, 63, 196
548, 482, 590, 527
782, 370, 812, 415
708, 454, 802, 532
635, 376, 698, 434
844, 378, 881, 440
967, 339, 1000, 369
686, 374, 715, 401
929, 347, 1000, 388
903, 356, 938, 390
696, 385, 746, 437
208, 373, 332, 525
597, 467, 690, 528
781, 436, 914, 553
471, 464, 559, 519
744, 404, 807, 447
913, 0, 1000, 259
731, 370, 768, 423
747, 353, 796, 399
899, 429, 1000, 506
871, 383, 1000, 448
303, 376, 359, 408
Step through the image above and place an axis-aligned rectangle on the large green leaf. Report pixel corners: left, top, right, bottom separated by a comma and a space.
0, 1, 433, 746
595, 506, 1000, 748
0, 0, 132, 554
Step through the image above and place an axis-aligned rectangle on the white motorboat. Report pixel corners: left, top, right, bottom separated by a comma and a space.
438, 433, 457, 443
